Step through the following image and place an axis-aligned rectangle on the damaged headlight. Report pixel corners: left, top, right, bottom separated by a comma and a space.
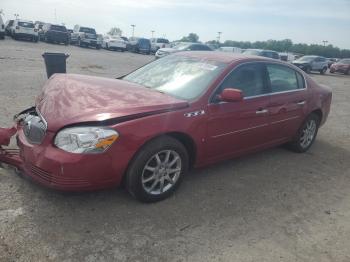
54, 126, 119, 154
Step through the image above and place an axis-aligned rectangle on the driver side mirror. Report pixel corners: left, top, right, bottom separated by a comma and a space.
217, 88, 243, 102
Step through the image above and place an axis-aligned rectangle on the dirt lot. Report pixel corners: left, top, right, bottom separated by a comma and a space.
0, 38, 349, 262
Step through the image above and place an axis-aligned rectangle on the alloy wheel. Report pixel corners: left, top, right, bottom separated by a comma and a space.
300, 119, 317, 149
141, 150, 182, 195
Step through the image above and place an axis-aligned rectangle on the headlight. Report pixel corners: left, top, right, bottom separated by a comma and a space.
54, 126, 119, 154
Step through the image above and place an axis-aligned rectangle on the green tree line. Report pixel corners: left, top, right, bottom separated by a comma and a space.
217, 39, 350, 58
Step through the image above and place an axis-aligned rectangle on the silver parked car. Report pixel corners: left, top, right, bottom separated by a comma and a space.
292, 56, 329, 74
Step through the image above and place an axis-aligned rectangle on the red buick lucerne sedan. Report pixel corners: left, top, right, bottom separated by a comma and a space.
0, 52, 332, 202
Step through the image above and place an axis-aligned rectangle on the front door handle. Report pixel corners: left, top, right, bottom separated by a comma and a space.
256, 109, 268, 114
296, 100, 306, 105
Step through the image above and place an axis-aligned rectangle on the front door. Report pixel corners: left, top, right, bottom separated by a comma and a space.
206, 63, 271, 161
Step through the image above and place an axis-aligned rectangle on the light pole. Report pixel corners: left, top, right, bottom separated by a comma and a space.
151, 30, 155, 38
322, 40, 328, 47
131, 24, 136, 37
14, 13, 19, 19
217, 31, 222, 43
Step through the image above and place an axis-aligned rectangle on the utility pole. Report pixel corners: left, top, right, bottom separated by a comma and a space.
322, 40, 328, 47
131, 24, 136, 37
217, 32, 222, 43
14, 13, 19, 19
54, 9, 57, 23
151, 30, 155, 38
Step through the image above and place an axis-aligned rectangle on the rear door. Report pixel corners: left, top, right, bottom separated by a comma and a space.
266, 63, 309, 141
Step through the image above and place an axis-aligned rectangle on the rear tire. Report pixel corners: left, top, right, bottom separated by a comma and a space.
305, 66, 311, 74
287, 113, 320, 153
126, 136, 189, 203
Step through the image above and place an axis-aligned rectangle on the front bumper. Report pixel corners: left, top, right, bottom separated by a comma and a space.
108, 42, 126, 49
81, 38, 99, 46
14, 33, 37, 39
0, 126, 123, 191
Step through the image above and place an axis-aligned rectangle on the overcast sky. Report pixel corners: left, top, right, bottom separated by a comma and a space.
1, 0, 350, 48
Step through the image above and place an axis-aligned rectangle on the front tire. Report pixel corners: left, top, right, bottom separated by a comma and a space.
288, 113, 320, 153
126, 136, 189, 202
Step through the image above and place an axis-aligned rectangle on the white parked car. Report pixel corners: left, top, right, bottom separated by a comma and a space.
12, 19, 38, 42
150, 38, 171, 53
102, 35, 127, 51
0, 15, 5, 39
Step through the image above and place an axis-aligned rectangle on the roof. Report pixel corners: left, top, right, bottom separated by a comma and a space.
175, 51, 274, 64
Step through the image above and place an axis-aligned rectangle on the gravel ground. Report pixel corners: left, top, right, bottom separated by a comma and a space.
0, 38, 350, 262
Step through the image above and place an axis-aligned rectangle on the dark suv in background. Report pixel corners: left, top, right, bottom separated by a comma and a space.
41, 24, 69, 45
128, 37, 151, 54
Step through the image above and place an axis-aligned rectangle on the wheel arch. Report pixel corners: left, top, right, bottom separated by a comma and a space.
310, 109, 323, 124
120, 132, 197, 186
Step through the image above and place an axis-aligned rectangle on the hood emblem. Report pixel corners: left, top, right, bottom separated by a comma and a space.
184, 110, 205, 118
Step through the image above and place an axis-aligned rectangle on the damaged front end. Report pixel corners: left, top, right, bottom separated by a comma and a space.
0, 106, 38, 168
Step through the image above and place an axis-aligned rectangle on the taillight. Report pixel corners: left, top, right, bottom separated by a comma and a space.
16, 26, 19, 29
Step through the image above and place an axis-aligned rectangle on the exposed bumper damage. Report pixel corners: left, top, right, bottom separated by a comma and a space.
0, 107, 36, 168
0, 126, 22, 167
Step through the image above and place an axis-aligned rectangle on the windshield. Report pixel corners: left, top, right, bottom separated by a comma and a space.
157, 38, 169, 44
18, 22, 34, 28
174, 44, 191, 50
243, 50, 261, 56
50, 25, 66, 32
79, 27, 96, 34
297, 56, 316, 62
123, 55, 226, 100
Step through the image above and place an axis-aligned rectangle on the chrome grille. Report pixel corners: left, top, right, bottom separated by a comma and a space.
23, 114, 47, 144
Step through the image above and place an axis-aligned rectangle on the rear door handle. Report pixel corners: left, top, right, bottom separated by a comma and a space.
296, 100, 306, 105
256, 109, 268, 114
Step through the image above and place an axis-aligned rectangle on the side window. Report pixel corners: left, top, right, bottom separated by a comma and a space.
217, 63, 267, 98
266, 64, 299, 92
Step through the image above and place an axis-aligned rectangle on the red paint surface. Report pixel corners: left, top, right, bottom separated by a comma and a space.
0, 52, 332, 191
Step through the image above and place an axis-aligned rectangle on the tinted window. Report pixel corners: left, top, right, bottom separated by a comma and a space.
190, 44, 212, 51
18, 22, 34, 28
79, 27, 96, 34
262, 51, 279, 59
50, 25, 66, 32
267, 64, 300, 92
157, 38, 169, 44
218, 63, 267, 97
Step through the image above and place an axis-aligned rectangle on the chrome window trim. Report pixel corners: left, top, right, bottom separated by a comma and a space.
209, 60, 308, 104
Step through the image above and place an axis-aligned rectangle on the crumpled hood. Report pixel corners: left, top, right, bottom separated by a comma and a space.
36, 74, 188, 131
